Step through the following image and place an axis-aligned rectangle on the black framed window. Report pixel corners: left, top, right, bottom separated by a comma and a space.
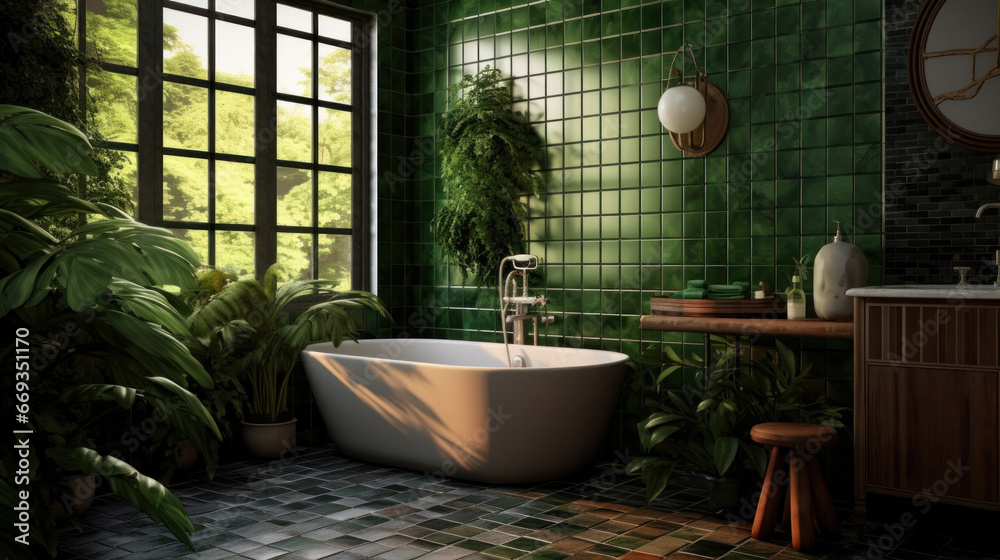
78, 0, 373, 288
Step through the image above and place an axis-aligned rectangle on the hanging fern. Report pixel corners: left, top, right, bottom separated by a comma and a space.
430, 66, 543, 286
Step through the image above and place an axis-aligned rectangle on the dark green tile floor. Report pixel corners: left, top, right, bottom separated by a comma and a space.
55, 445, 1000, 559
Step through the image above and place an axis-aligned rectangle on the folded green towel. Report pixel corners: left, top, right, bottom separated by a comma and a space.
708, 284, 744, 293
672, 280, 752, 300
670, 287, 709, 299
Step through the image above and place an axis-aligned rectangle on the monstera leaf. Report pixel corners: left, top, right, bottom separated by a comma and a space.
0, 105, 219, 555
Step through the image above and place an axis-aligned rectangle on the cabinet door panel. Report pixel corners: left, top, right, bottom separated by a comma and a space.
866, 365, 998, 502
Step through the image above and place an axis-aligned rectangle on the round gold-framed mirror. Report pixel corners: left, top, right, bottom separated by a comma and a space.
907, 0, 1000, 152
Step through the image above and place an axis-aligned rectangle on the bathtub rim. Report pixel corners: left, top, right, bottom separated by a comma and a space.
302, 338, 631, 372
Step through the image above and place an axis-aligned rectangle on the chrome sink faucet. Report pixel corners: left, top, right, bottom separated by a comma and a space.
499, 254, 554, 347
974, 203, 1000, 286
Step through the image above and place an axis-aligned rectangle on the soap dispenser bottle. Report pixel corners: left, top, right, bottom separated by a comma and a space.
813, 221, 868, 321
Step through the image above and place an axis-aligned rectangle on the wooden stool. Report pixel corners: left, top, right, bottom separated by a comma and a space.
750, 422, 839, 551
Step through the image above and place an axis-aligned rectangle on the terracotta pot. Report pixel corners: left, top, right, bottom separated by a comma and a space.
242, 418, 297, 459
175, 439, 198, 470
53, 474, 96, 520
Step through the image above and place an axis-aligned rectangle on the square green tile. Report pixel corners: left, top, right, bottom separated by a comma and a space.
855, 51, 880, 82
751, 9, 775, 39
684, 0, 705, 21
827, 0, 853, 26
855, 0, 880, 21
801, 0, 826, 29
729, 13, 751, 42
729, 42, 751, 70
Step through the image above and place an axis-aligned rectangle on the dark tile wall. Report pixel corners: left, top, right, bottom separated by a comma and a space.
884, 0, 1000, 285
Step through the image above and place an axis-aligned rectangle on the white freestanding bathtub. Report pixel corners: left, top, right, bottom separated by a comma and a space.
302, 339, 629, 484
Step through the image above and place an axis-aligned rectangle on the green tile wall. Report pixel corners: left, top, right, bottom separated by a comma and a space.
404, 0, 885, 484
408, 0, 881, 357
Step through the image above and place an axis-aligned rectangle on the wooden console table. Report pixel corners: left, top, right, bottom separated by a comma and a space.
640, 313, 853, 376
640, 315, 854, 340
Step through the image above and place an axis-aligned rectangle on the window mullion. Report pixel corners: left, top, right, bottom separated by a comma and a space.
137, 0, 165, 225
254, 0, 278, 278
351, 18, 372, 290
207, 1, 217, 266
312, 12, 320, 280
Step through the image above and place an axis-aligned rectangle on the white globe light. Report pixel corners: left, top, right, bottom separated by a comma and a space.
657, 85, 707, 134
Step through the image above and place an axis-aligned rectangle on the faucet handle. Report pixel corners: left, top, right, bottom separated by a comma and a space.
954, 266, 970, 285
510, 254, 539, 270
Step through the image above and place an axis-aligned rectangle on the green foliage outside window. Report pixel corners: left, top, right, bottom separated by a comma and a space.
0, 0, 133, 237
38, 1, 358, 284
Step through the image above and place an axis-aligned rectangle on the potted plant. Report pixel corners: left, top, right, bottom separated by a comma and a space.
430, 66, 544, 286
627, 338, 846, 507
0, 105, 220, 557
187, 264, 389, 458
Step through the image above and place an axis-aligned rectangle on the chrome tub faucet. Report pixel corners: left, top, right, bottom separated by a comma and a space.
499, 254, 554, 346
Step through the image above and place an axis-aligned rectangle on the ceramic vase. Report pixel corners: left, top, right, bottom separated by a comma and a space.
814, 227, 868, 321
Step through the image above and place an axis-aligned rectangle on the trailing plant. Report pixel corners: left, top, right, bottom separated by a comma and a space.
0, 105, 221, 557
626, 338, 846, 502
187, 264, 391, 423
430, 66, 544, 286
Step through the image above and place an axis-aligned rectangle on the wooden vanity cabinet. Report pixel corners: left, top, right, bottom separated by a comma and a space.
854, 297, 1000, 522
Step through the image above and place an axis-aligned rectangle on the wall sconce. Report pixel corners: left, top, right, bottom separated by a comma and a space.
657, 45, 729, 157
989, 156, 1000, 185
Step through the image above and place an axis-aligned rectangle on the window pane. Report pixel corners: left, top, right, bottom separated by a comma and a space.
217, 0, 254, 19
215, 161, 254, 225
87, 0, 137, 67
277, 101, 312, 162
318, 234, 351, 290
277, 35, 313, 97
171, 229, 208, 266
318, 44, 351, 104
318, 15, 350, 42
318, 108, 350, 167
109, 149, 138, 217
164, 82, 209, 151
216, 231, 254, 277
163, 155, 208, 221
277, 233, 312, 280
277, 4, 312, 32
277, 167, 312, 227
88, 71, 137, 143
318, 172, 351, 228
164, 9, 208, 79
216, 21, 254, 88
215, 90, 254, 156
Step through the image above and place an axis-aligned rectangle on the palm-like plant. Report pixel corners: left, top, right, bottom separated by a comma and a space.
0, 105, 220, 557
626, 338, 846, 502
188, 264, 389, 423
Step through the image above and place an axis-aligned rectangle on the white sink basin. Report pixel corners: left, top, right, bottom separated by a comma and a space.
847, 284, 1000, 299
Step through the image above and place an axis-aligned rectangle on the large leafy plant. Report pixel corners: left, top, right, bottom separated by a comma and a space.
626, 338, 846, 501
0, 105, 221, 558
187, 264, 390, 423
430, 66, 543, 286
